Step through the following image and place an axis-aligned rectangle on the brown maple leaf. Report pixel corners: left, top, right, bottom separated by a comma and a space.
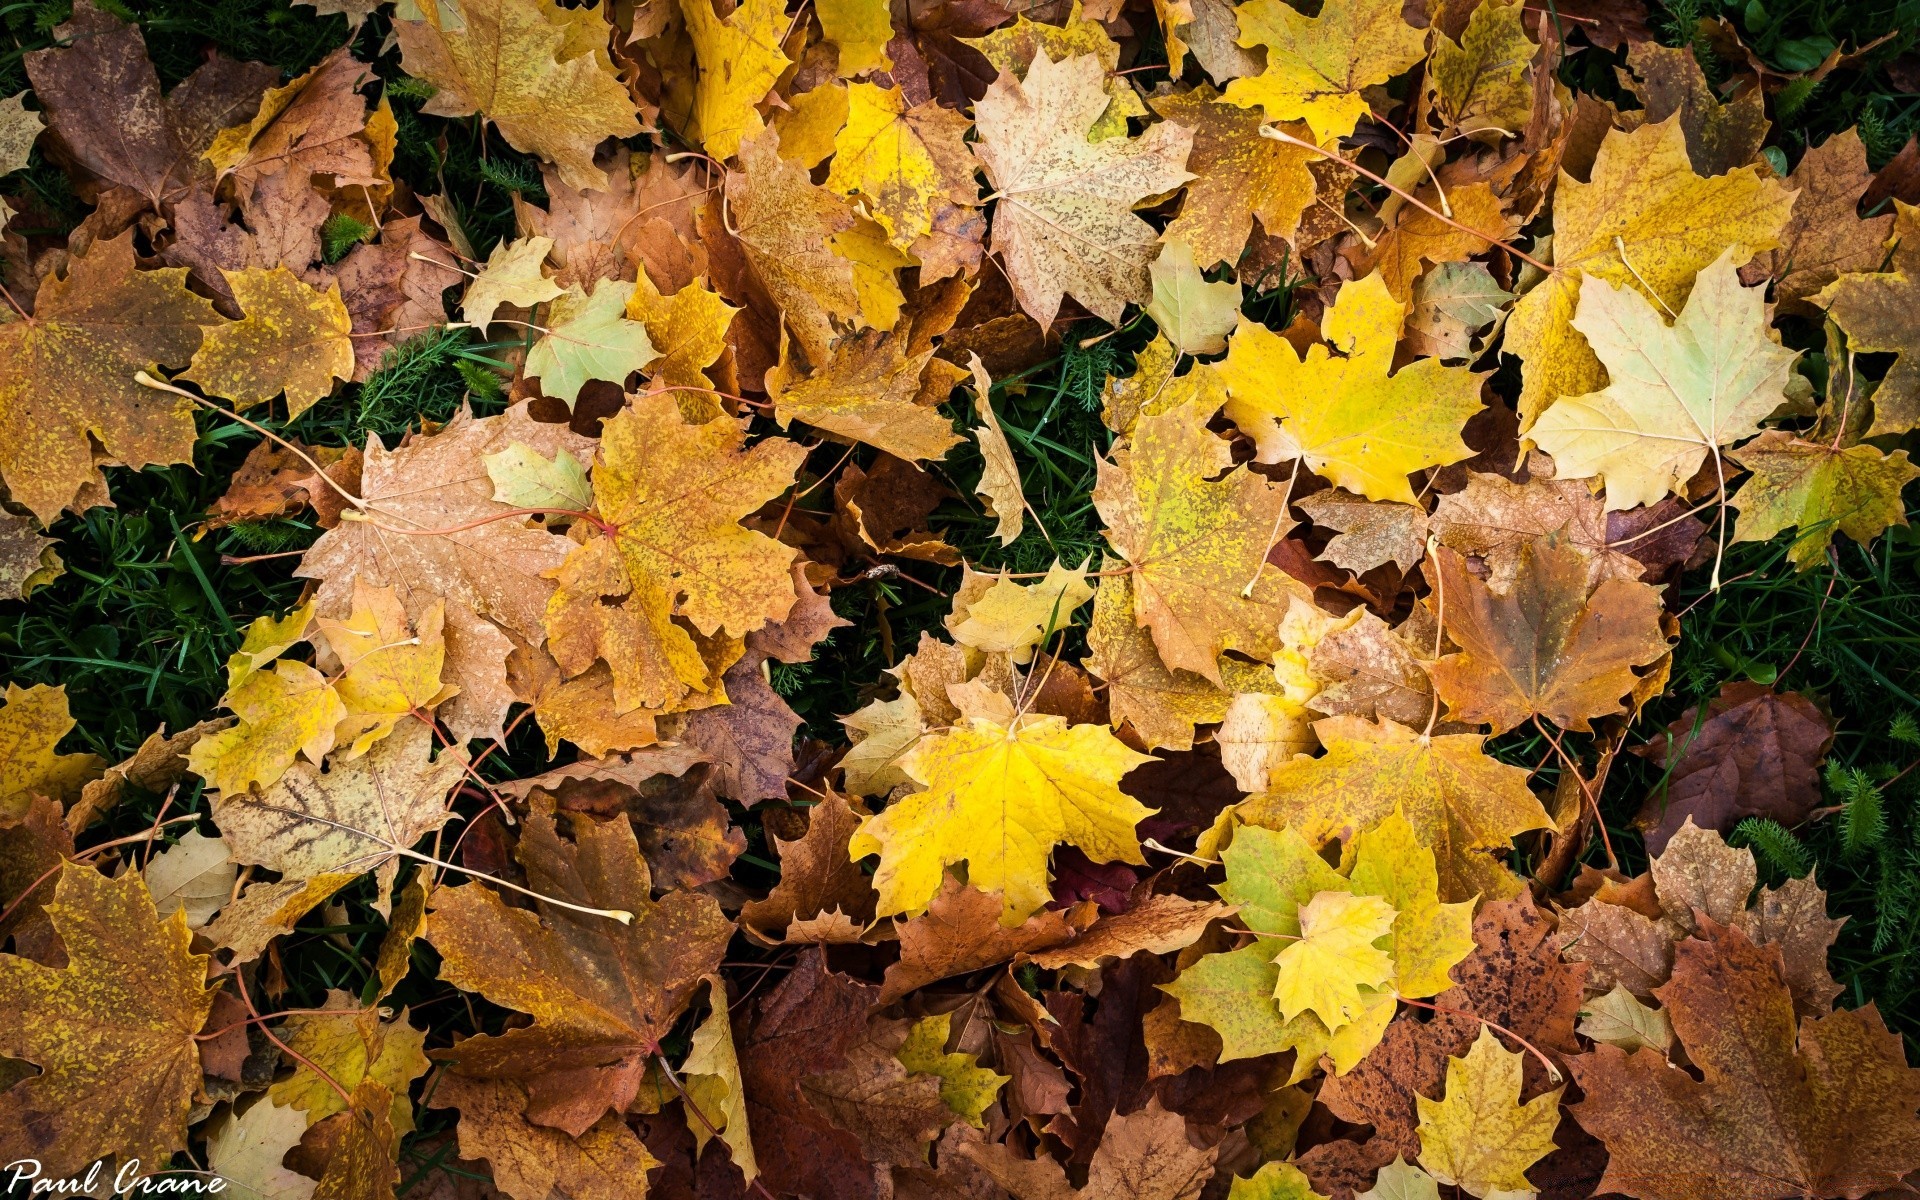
963, 1099, 1218, 1200
425, 797, 734, 1136
1632, 682, 1833, 854
1571, 919, 1920, 1200
740, 787, 879, 945
1427, 537, 1672, 734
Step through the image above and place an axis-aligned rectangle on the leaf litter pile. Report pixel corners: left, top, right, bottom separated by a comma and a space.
0, 0, 1918, 1196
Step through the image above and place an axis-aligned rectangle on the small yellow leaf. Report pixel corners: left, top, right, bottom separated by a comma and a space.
462, 235, 564, 330
183, 267, 354, 418
681, 0, 792, 160
817, 0, 893, 76
0, 683, 104, 822
1416, 1028, 1563, 1198
947, 560, 1095, 663
627, 271, 737, 394
1222, 0, 1426, 143
1146, 237, 1243, 355
1272, 890, 1397, 1027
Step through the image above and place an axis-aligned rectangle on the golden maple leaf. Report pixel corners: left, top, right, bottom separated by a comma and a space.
826, 82, 979, 254
970, 50, 1194, 327
0, 682, 104, 822
183, 266, 355, 418
1220, 272, 1483, 504
1416, 1029, 1563, 1198
1221, 0, 1426, 143
682, 0, 792, 160
1234, 715, 1551, 901
545, 394, 803, 715
392, 0, 640, 191
0, 232, 221, 525
1150, 87, 1320, 270
849, 707, 1156, 926
1730, 431, 1920, 570
1094, 400, 1303, 683
0, 865, 219, 1174
766, 328, 964, 462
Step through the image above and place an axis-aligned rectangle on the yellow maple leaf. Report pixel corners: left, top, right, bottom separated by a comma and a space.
393, 0, 640, 191
1221, 0, 1426, 143
816, 0, 893, 76
462, 235, 565, 330
1272, 890, 1397, 1027
766, 328, 963, 462
0, 682, 104, 822
947, 560, 1095, 663
1146, 237, 1244, 356
1235, 715, 1551, 901
1416, 1028, 1563, 1198
626, 270, 736, 393
0, 232, 221, 525
681, 0, 792, 160
726, 127, 865, 364
1506, 116, 1793, 424
1094, 400, 1302, 683
1220, 272, 1483, 503
850, 710, 1156, 925
545, 395, 803, 715
190, 659, 346, 797
967, 1, 1149, 143
826, 82, 978, 253
316, 581, 454, 758
1428, 0, 1536, 141
524, 279, 659, 406
1151, 87, 1320, 270
1529, 251, 1799, 510
183, 267, 355, 418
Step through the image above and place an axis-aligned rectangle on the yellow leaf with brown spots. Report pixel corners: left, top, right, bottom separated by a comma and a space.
726, 126, 864, 364
545, 394, 803, 715
1364, 182, 1515, 300
0, 864, 219, 1175
183, 266, 354, 418
1094, 399, 1301, 682
0, 683, 103, 822
317, 581, 454, 757
967, 1, 1150, 143
0, 232, 220, 524
1428, 0, 1535, 140
393, 0, 640, 191
681, 0, 791, 160
826, 82, 979, 254
767, 327, 964, 462
627, 270, 737, 392
1417, 1029, 1563, 1197
1152, 88, 1319, 270
188, 658, 347, 796
817, 0, 893, 76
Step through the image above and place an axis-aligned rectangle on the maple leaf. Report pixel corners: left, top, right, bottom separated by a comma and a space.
898, 1011, 1009, 1127
1428, 0, 1535, 140
486, 442, 591, 513
0, 864, 218, 1174
462, 235, 566, 330
1740, 129, 1894, 315
296, 405, 595, 743
426, 798, 734, 1135
1505, 117, 1793, 423
429, 1075, 662, 1200
682, 0, 791, 160
1307, 608, 1439, 728
1817, 203, 1919, 436
1620, 43, 1767, 177
1145, 238, 1243, 356
545, 394, 802, 714
680, 976, 757, 1181
269, 990, 429, 1131
1730, 431, 1919, 569
1221, 0, 1426, 143
1274, 891, 1398, 1027
850, 708, 1154, 925
313, 1078, 399, 1200
1151, 88, 1319, 270
211, 718, 465, 913
1529, 252, 1799, 510
1235, 715, 1551, 901
971, 50, 1195, 327
1093, 400, 1299, 681
1425, 537, 1670, 734
1298, 490, 1428, 575
826, 82, 980, 255
817, 0, 893, 75
186, 264, 357, 414
0, 512, 62, 601
0, 232, 224, 524
393, 0, 640, 192
1415, 1028, 1563, 1198
1027, 892, 1236, 970
1632, 681, 1833, 853
948, 561, 1095, 662
203, 48, 383, 209
742, 788, 878, 944
1427, 469, 1653, 589
524, 279, 659, 405
143, 830, 236, 928
967, 2, 1150, 143
22, 0, 276, 211
206, 1100, 318, 1200
768, 328, 963, 461
189, 638, 347, 798
725, 126, 867, 364
1570, 919, 1920, 1200
964, 1100, 1219, 1200
1363, 182, 1514, 302
1405, 262, 1512, 361
1219, 272, 1483, 504
0, 682, 104, 822
625, 270, 736, 392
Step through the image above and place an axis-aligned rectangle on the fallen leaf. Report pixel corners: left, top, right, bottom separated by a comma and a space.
1219, 272, 1484, 504
1729, 431, 1920, 569
142, 830, 237, 929
1222, 0, 1426, 143
1740, 128, 1893, 314
1570, 919, 1920, 1200
971, 50, 1194, 327
1529, 251, 1799, 510
682, 0, 792, 159
524, 279, 658, 405
1151, 88, 1319, 270
0, 865, 218, 1174
463, 235, 566, 330
880, 874, 1079, 1001
1298, 491, 1428, 575
1415, 1028, 1562, 1198
393, 0, 640, 191
429, 1074, 663, 1200
768, 327, 963, 461
964, 1099, 1218, 1200
0, 682, 104, 822
1145, 238, 1243, 356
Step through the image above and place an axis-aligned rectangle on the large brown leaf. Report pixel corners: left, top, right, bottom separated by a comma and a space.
425, 798, 733, 1136
1570, 919, 1920, 1200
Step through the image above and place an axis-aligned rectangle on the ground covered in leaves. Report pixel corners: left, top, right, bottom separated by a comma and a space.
1, 0, 1920, 1196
